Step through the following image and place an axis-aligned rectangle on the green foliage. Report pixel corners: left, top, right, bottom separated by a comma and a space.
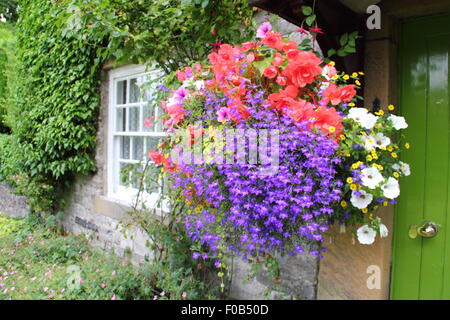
0, 213, 218, 300
0, 214, 26, 236
0, 0, 18, 22
0, 0, 254, 213
0, 22, 16, 133
62, 0, 254, 71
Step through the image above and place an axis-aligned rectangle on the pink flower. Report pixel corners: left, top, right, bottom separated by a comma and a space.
282, 51, 323, 88
256, 22, 272, 39
246, 52, 255, 63
148, 150, 166, 166
111, 295, 116, 300
264, 66, 278, 79
182, 292, 187, 298
217, 107, 231, 122
111, 271, 116, 276
296, 27, 309, 35
276, 76, 287, 86
160, 291, 165, 296
272, 53, 284, 67
101, 282, 105, 289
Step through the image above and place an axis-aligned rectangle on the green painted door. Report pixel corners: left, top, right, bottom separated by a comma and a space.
391, 14, 450, 300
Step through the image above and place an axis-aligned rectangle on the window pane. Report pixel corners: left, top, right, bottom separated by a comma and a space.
128, 107, 140, 132
130, 78, 141, 103
154, 105, 165, 132
143, 103, 155, 132
132, 136, 144, 161
116, 108, 126, 132
120, 136, 131, 160
119, 162, 129, 186
143, 79, 156, 101
116, 80, 127, 105
144, 168, 160, 194
146, 137, 162, 155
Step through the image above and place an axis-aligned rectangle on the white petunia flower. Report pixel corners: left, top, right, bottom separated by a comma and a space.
362, 135, 376, 150
348, 108, 368, 122
389, 115, 408, 130
382, 177, 400, 199
348, 108, 378, 129
193, 80, 205, 91
392, 161, 411, 176
379, 223, 389, 238
373, 133, 391, 149
357, 225, 377, 245
361, 167, 384, 189
359, 113, 378, 130
350, 189, 373, 209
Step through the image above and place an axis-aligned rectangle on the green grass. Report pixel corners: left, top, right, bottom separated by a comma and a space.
0, 214, 175, 300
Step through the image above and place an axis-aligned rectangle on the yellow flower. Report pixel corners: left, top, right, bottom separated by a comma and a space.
348, 102, 355, 107
358, 71, 365, 75
355, 80, 361, 86
375, 110, 385, 116
383, 201, 388, 206
388, 104, 395, 111
350, 184, 357, 190
339, 134, 346, 140
346, 177, 353, 184
387, 146, 394, 152
381, 146, 387, 150
366, 155, 373, 161
343, 74, 350, 80
405, 142, 410, 149
372, 163, 383, 170
362, 208, 368, 213
328, 126, 336, 133
352, 72, 358, 77
391, 152, 398, 158
351, 161, 363, 169
346, 153, 351, 157
340, 201, 347, 208
331, 75, 339, 80
329, 61, 335, 66
369, 213, 374, 220
393, 172, 400, 178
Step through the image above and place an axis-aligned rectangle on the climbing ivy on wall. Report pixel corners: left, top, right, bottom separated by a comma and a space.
0, 23, 16, 133
0, 0, 255, 212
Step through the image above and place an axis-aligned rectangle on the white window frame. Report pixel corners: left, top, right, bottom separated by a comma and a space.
107, 64, 167, 209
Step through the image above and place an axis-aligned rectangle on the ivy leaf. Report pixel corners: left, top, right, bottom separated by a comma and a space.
301, 6, 313, 16
305, 14, 316, 26
340, 33, 348, 46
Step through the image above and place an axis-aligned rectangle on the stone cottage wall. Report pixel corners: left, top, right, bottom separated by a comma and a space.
58, 10, 322, 300
0, 10, 321, 300
0, 182, 29, 218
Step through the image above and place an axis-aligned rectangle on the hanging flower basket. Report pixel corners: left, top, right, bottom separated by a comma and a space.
148, 22, 410, 269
